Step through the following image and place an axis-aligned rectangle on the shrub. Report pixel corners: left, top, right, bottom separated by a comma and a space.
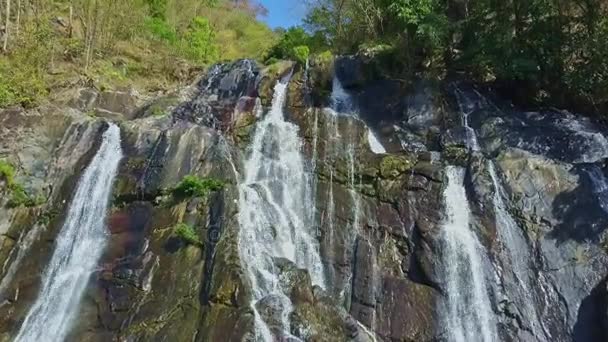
6, 184, 44, 208
173, 223, 202, 246
145, 17, 178, 43
172, 175, 224, 199
291, 45, 310, 65
182, 17, 219, 64
267, 27, 310, 60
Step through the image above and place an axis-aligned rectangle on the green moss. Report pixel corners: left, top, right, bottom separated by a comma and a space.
173, 223, 202, 247
0, 160, 44, 208
145, 97, 180, 117
151, 106, 166, 117
379, 155, 414, 178
0, 160, 16, 188
7, 184, 45, 208
443, 146, 469, 167
172, 175, 224, 199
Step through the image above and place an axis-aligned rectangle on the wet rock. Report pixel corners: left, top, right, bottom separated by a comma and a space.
379, 155, 415, 179
174, 60, 260, 130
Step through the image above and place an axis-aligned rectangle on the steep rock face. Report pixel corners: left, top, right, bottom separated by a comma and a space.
1, 55, 608, 342
0, 107, 107, 340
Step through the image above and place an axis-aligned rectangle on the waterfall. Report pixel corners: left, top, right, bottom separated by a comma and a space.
14, 123, 123, 342
441, 166, 497, 342
367, 130, 386, 154
237, 77, 325, 340
330, 76, 386, 155
326, 76, 362, 304
488, 162, 548, 339
586, 165, 608, 213
452, 84, 548, 340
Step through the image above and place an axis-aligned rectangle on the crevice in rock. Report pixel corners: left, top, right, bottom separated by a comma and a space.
199, 191, 225, 305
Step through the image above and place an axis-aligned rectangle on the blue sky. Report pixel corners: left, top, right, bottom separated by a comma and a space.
258, 0, 307, 29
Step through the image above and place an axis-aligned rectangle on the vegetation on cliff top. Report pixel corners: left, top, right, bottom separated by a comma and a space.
278, 0, 608, 116
0, 0, 277, 108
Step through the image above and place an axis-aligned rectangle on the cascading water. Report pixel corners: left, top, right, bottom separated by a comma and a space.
330, 76, 386, 155
327, 75, 380, 337
237, 76, 325, 340
440, 166, 497, 342
14, 123, 123, 342
367, 130, 386, 154
453, 85, 548, 340
326, 76, 362, 304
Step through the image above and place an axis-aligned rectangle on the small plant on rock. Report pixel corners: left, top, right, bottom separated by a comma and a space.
0, 160, 16, 188
0, 160, 46, 208
173, 223, 202, 247
172, 175, 224, 199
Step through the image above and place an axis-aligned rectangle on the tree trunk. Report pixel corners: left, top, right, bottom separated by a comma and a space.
15, 0, 19, 35
68, 3, 73, 37
3, 0, 10, 52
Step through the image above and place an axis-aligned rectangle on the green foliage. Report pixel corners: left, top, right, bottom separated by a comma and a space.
145, 17, 178, 43
173, 223, 202, 246
0, 160, 44, 208
211, 7, 277, 61
304, 0, 449, 70
0, 0, 276, 108
0, 23, 53, 108
267, 27, 314, 63
388, 0, 434, 26
8, 185, 35, 208
291, 45, 310, 65
146, 0, 168, 20
0, 160, 16, 188
172, 175, 224, 199
182, 17, 219, 63
305, 0, 608, 114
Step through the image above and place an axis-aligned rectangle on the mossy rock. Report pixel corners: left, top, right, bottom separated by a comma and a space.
259, 60, 295, 106
309, 52, 334, 106
443, 146, 469, 167
233, 113, 257, 145
379, 155, 414, 179
376, 177, 407, 202
262, 60, 294, 79
140, 96, 180, 118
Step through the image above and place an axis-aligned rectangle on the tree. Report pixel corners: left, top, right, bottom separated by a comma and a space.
183, 16, 218, 63
3, 0, 10, 51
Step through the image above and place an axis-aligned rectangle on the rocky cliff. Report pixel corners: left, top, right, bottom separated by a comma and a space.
0, 54, 607, 342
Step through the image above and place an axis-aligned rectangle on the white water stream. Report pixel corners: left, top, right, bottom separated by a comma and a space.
452, 85, 547, 340
15, 123, 122, 342
441, 166, 497, 342
237, 78, 325, 340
